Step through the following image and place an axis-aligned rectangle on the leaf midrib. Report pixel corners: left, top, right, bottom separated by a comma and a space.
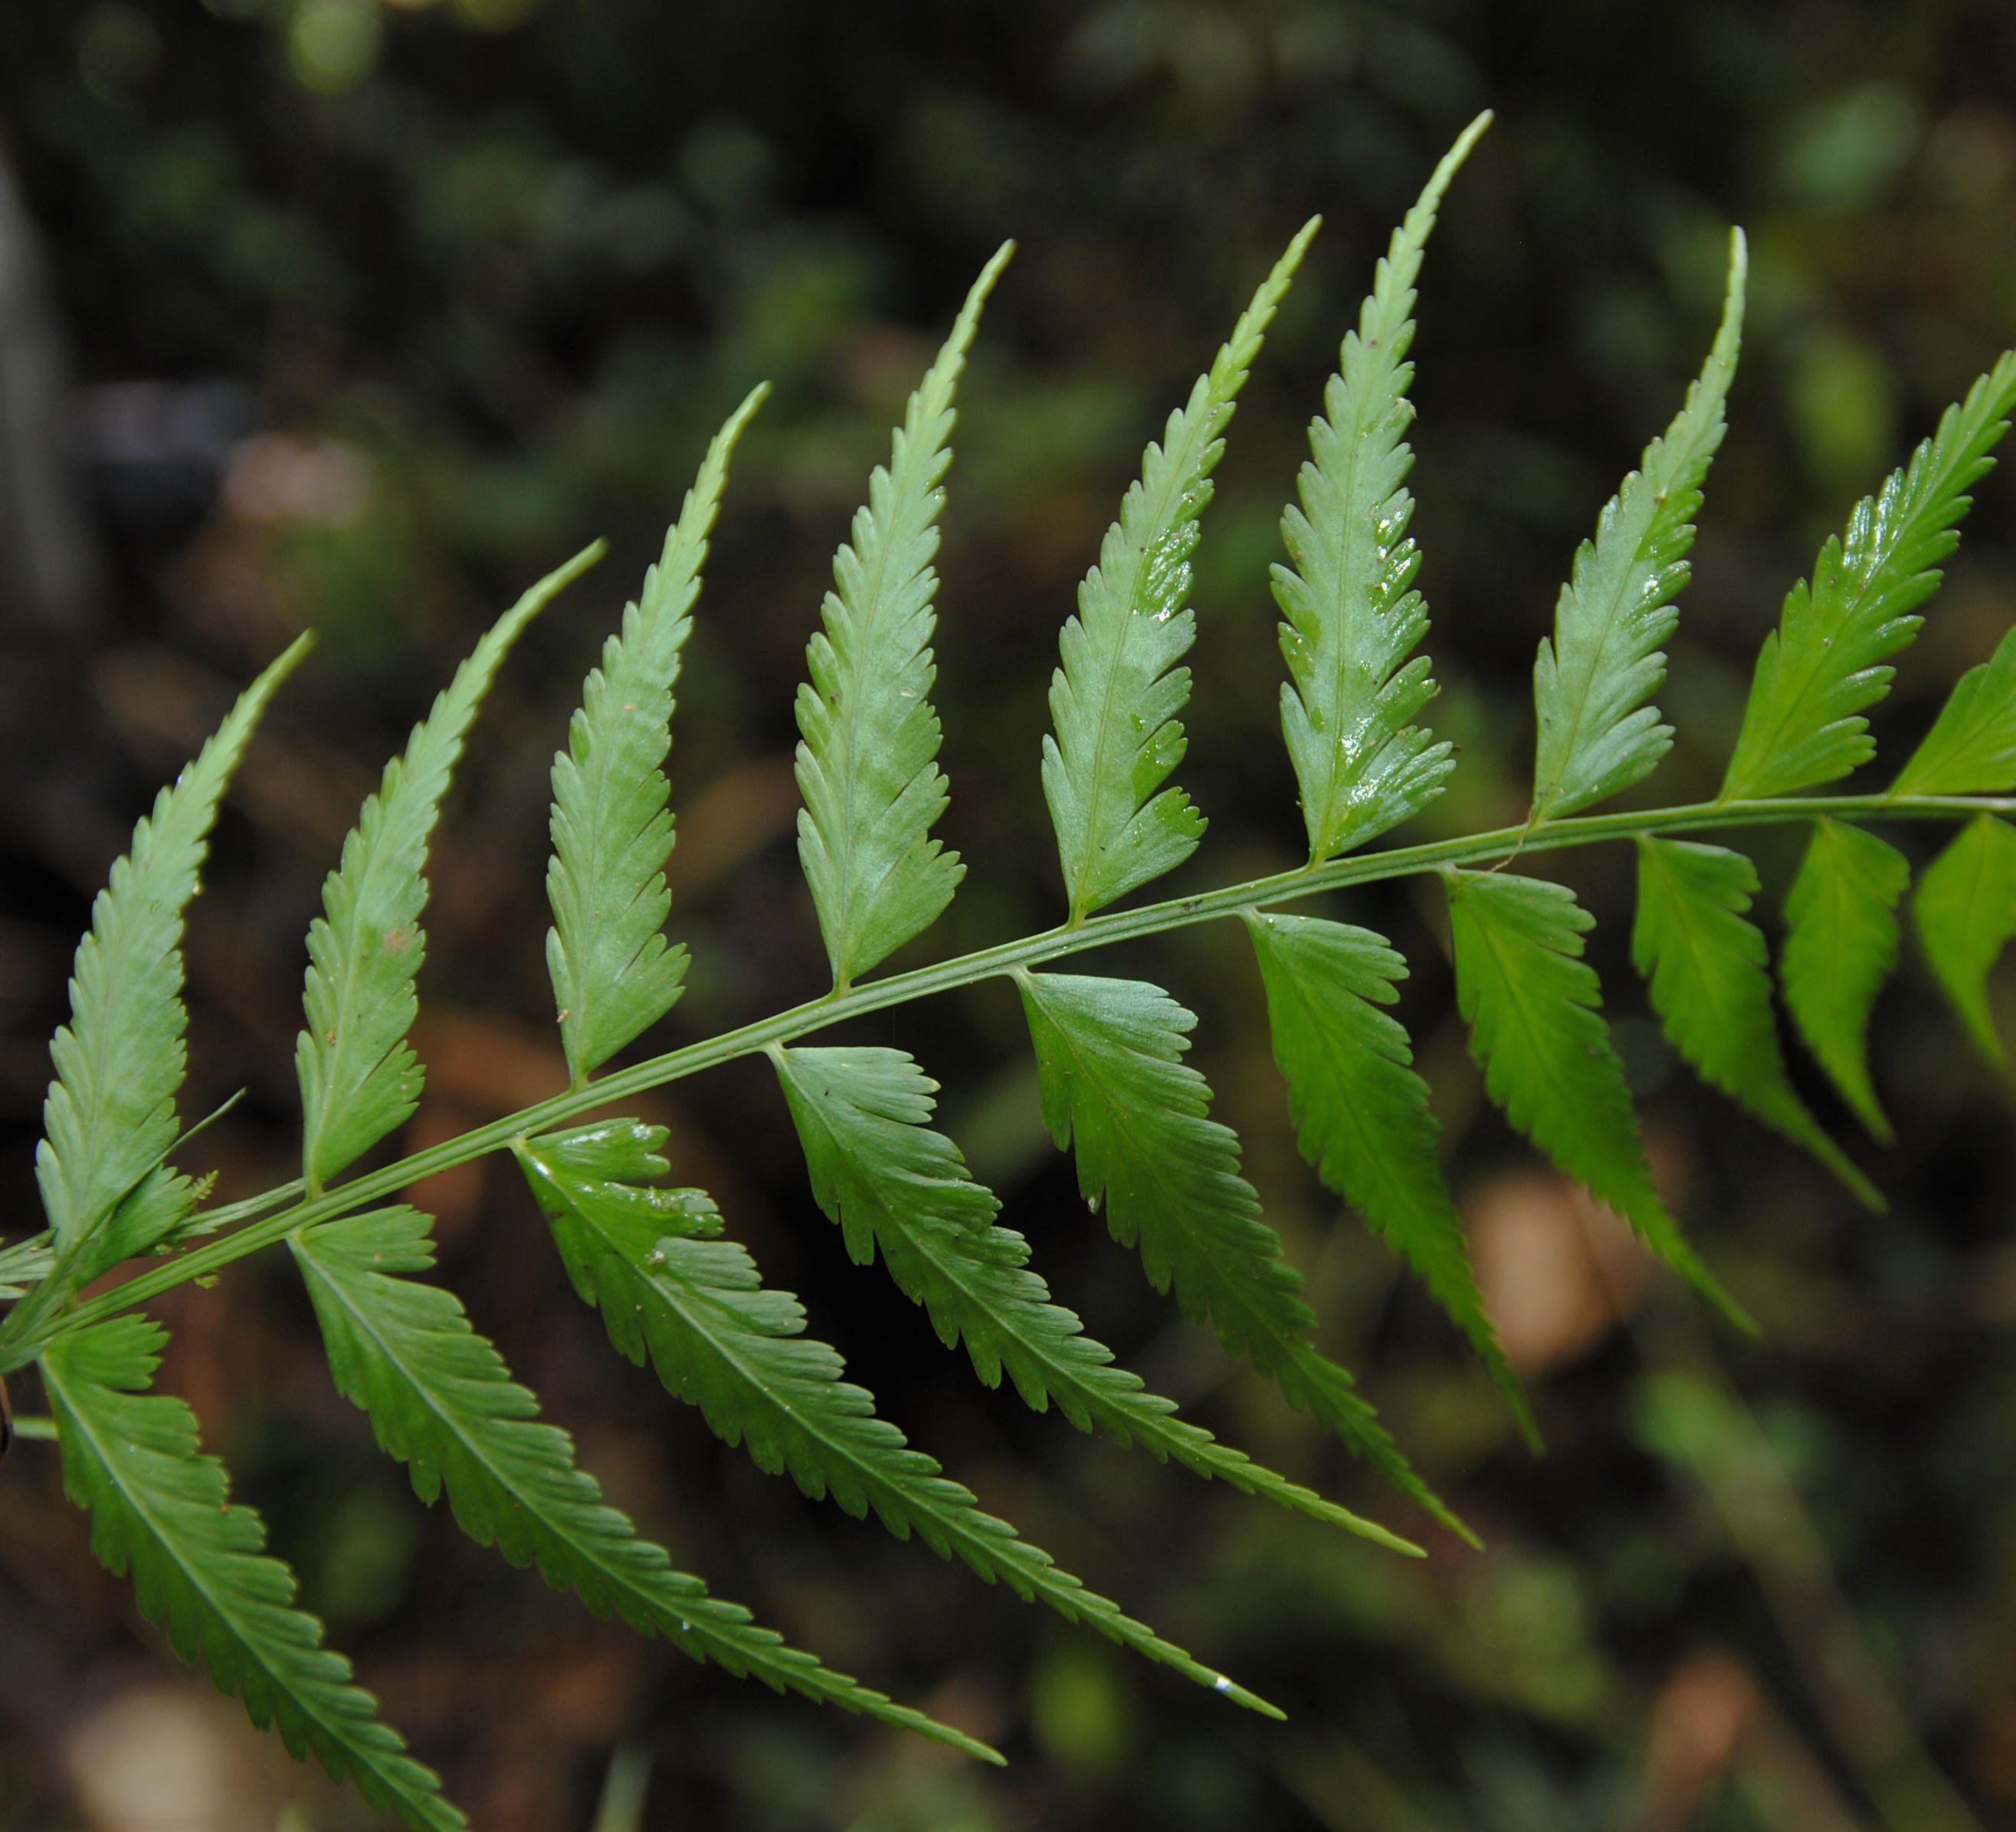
29, 788, 2016, 1368
1303, 360, 1405, 850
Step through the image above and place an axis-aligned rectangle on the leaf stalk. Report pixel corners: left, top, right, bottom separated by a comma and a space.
4, 787, 2009, 1375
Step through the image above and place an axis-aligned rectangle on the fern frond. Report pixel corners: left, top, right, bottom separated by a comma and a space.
512, 1124, 1283, 1716
1044, 221, 1316, 921
0, 1234, 54, 1302
1532, 233, 1747, 821
298, 545, 602, 1188
549, 393, 765, 1083
798, 247, 1011, 988
38, 637, 310, 1266
1891, 625, 2016, 797
1632, 838, 1880, 1207
1242, 913, 1532, 1444
288, 1204, 995, 1761
84, 1166, 208, 1286
1443, 869, 1749, 1329
1781, 818, 1909, 1139
1015, 969, 1468, 1540
40, 1317, 460, 1831
1914, 813, 2016, 1064
1274, 113, 1487, 860
1722, 352, 2016, 801
770, 1044, 1419, 1553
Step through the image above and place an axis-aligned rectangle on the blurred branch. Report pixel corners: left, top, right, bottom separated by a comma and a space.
1631, 1327, 1983, 1832
591, 1744, 652, 1832
1634, 1647, 1869, 1832
1274, 1729, 1451, 1832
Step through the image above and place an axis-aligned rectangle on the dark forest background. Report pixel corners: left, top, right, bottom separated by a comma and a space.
5, 2, 2016, 1827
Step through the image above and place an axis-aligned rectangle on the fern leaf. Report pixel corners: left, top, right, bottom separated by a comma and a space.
1632, 838, 1880, 1207
84, 1166, 208, 1286
1914, 814, 2016, 1063
1780, 818, 1909, 1139
770, 1044, 1419, 1554
1891, 625, 2016, 797
1241, 913, 1532, 1443
298, 545, 602, 1188
38, 637, 310, 1263
1443, 869, 1749, 1329
1015, 969, 1469, 1540
40, 1317, 460, 1830
288, 1205, 996, 1761
1275, 113, 1487, 859
798, 247, 1011, 988
1045, 222, 1316, 920
549, 392, 765, 1083
512, 1124, 1282, 1716
1722, 351, 2016, 801
1532, 233, 1747, 819
0, 1234, 54, 1302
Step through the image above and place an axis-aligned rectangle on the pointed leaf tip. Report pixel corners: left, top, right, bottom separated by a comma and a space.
303, 544, 595, 1186
1046, 224, 1312, 919
548, 403, 761, 1081
1529, 227, 1746, 821
36, 631, 312, 1286
1723, 347, 2016, 801
795, 244, 1012, 986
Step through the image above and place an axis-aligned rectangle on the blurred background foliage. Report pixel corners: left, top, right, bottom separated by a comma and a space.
4, 1, 2016, 1827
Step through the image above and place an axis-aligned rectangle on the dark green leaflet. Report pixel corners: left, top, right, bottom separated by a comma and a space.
42, 1317, 460, 1831
772, 1042, 1420, 1552
290, 1202, 993, 1758
513, 1122, 1284, 1715
1914, 814, 2016, 1064
1017, 968, 1470, 1542
1632, 837, 1879, 1208
1444, 868, 1750, 1332
1244, 912, 1532, 1444
1781, 818, 1911, 1141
